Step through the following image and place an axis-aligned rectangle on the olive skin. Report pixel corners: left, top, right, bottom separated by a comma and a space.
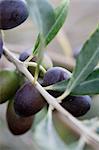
19, 51, 30, 61
0, 70, 23, 104
14, 82, 46, 117
42, 67, 70, 86
42, 67, 71, 97
61, 96, 92, 117
0, 0, 29, 30
6, 100, 34, 135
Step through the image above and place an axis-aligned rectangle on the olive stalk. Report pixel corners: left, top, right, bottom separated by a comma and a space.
24, 61, 47, 74
3, 46, 99, 149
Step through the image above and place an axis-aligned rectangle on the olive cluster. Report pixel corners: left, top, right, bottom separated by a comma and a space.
0, 48, 92, 136
0, 51, 92, 136
0, 0, 36, 135
42, 67, 92, 117
0, 0, 92, 136
17, 51, 92, 119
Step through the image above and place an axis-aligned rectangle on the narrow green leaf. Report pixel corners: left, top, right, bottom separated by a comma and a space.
33, 0, 70, 55
45, 0, 69, 45
73, 68, 99, 95
65, 26, 99, 95
26, 0, 55, 81
44, 79, 69, 92
55, 0, 68, 20
35, 0, 55, 36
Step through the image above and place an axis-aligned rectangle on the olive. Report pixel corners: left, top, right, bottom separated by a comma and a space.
42, 67, 70, 86
0, 0, 29, 30
6, 100, 34, 135
0, 70, 23, 103
42, 67, 71, 97
61, 95, 92, 117
19, 51, 30, 61
14, 82, 46, 117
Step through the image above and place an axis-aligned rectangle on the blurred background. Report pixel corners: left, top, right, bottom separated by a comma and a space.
0, 0, 99, 149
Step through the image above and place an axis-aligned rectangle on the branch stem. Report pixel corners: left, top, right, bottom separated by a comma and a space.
24, 62, 46, 74
3, 46, 99, 149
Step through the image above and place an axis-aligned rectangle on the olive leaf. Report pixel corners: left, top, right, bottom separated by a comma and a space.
32, 0, 69, 81
32, 110, 96, 150
45, 68, 99, 95
72, 68, 99, 95
32, 110, 69, 150
26, 0, 55, 81
33, 0, 70, 55
63, 26, 99, 96
26, 0, 55, 36
44, 79, 69, 92
45, 0, 69, 46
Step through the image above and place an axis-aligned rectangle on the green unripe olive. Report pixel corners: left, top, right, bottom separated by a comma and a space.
6, 100, 34, 135
0, 70, 23, 104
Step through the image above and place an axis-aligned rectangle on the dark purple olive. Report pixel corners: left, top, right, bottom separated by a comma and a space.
42, 67, 91, 117
42, 67, 70, 86
19, 51, 30, 61
6, 100, 34, 135
42, 67, 71, 97
61, 95, 92, 117
14, 82, 46, 117
19, 50, 37, 64
0, 0, 29, 30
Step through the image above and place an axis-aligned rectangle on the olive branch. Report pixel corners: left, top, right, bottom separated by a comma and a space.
3, 44, 99, 149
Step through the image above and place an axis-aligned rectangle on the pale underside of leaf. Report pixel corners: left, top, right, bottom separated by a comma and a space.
32, 110, 69, 150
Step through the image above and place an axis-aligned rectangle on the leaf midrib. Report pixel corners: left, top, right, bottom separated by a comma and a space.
67, 46, 99, 92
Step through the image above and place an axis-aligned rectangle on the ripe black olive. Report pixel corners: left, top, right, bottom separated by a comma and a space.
42, 67, 71, 97
61, 95, 92, 117
0, 0, 29, 30
6, 100, 34, 135
14, 82, 46, 117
